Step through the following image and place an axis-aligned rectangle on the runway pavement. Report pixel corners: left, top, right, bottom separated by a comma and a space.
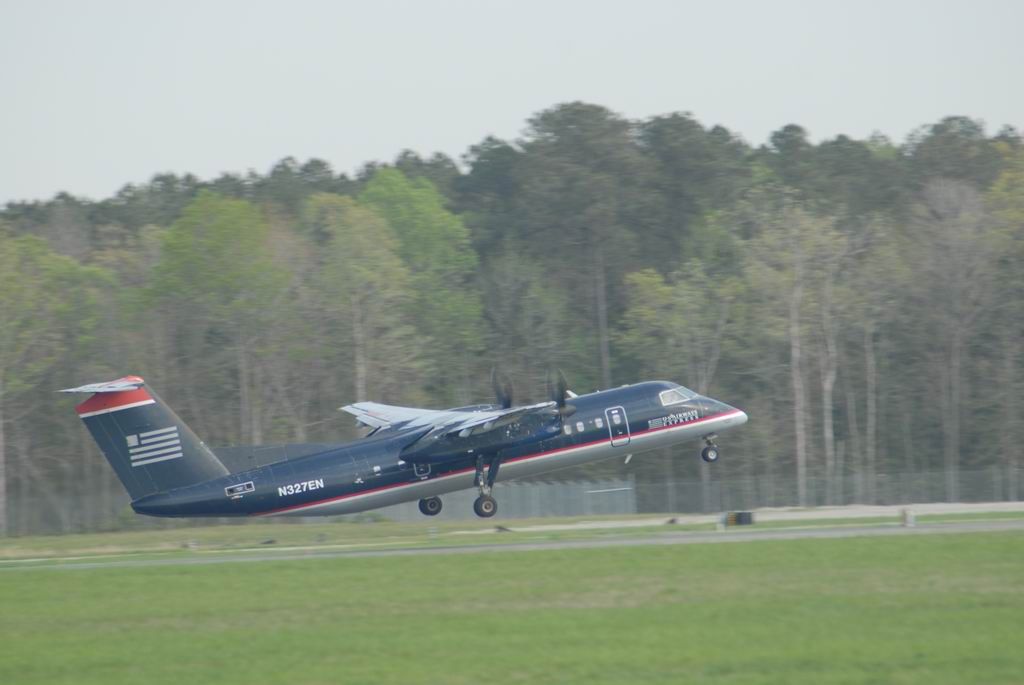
5, 518, 1023, 572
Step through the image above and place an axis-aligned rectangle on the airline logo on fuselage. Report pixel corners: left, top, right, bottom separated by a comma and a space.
648, 410, 699, 430
126, 427, 183, 467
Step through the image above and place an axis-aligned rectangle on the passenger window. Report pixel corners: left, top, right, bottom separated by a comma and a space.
576, 421, 585, 433
595, 417, 604, 428
612, 414, 622, 425
563, 425, 572, 435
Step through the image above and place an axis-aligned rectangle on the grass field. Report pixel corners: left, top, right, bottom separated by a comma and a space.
2, 530, 1022, 684
3, 510, 1024, 564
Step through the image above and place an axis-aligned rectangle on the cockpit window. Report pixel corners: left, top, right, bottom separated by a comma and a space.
659, 387, 697, 406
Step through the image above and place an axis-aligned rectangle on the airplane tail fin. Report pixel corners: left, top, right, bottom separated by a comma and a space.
62, 376, 229, 501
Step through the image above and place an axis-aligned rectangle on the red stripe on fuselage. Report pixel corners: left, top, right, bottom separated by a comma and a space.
75, 387, 153, 416
258, 409, 743, 516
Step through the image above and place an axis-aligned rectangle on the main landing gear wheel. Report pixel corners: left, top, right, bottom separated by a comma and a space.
472, 454, 501, 518
473, 494, 497, 518
418, 496, 443, 516
701, 445, 720, 463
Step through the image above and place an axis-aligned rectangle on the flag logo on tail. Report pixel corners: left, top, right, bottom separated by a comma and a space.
126, 427, 182, 467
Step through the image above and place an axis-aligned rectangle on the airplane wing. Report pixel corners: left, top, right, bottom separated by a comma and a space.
340, 400, 557, 436
340, 402, 449, 430
342, 399, 562, 465
440, 402, 557, 437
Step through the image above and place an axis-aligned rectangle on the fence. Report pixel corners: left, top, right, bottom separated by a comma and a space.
378, 479, 638, 522
630, 467, 1024, 514
4, 466, 1023, 535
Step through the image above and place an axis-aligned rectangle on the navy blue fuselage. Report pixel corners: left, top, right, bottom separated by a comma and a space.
128, 381, 746, 518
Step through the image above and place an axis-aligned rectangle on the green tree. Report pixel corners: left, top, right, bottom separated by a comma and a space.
359, 169, 484, 402
392, 150, 461, 202
764, 125, 817, 190
907, 116, 1004, 189
986, 148, 1024, 498
455, 136, 525, 257
745, 197, 847, 506
638, 114, 751, 269
479, 243, 577, 395
149, 191, 287, 443
812, 134, 908, 217
0, 230, 110, 535
513, 102, 658, 387
617, 261, 744, 511
304, 194, 422, 404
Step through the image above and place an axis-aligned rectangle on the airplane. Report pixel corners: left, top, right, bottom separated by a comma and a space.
62, 371, 748, 519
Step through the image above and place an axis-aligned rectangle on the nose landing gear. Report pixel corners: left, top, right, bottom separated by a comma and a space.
701, 434, 720, 463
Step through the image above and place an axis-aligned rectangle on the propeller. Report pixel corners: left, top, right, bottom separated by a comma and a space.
491, 368, 514, 409
546, 368, 577, 417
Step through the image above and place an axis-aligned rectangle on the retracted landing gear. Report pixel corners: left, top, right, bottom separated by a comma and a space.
472, 454, 501, 518
701, 434, 720, 463
418, 496, 442, 516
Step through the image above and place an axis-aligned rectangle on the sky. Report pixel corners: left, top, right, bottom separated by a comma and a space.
2, 0, 1022, 204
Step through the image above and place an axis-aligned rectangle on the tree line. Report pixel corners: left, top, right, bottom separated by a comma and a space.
2, 103, 1022, 534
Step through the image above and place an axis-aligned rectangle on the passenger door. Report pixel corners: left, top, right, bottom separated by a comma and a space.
604, 406, 630, 447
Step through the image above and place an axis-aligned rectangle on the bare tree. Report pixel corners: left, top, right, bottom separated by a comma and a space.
910, 180, 997, 501
748, 201, 834, 507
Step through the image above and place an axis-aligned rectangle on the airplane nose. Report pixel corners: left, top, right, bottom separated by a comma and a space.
702, 397, 748, 426
724, 403, 749, 423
